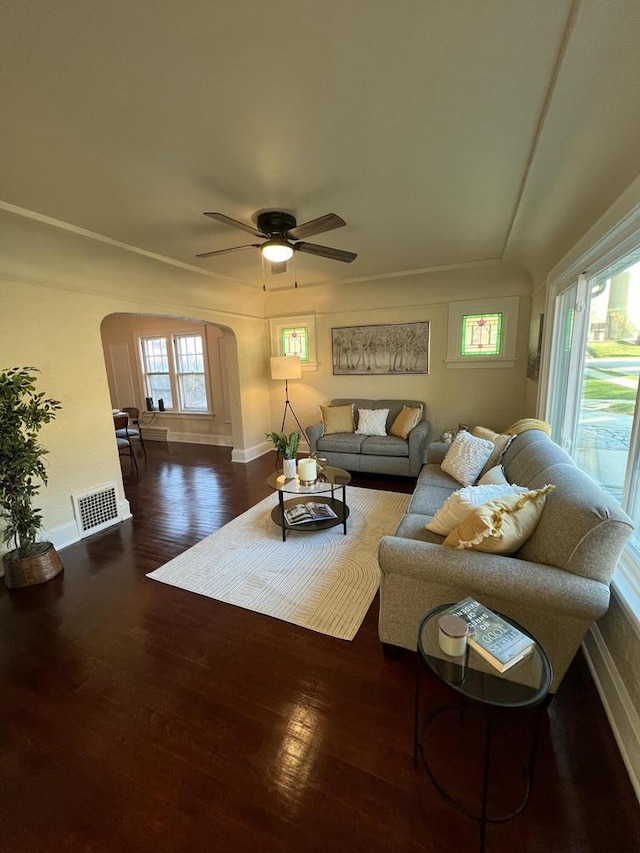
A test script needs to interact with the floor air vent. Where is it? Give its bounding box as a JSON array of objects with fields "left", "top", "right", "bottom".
[
  {"left": 141, "top": 426, "right": 169, "bottom": 441},
  {"left": 72, "top": 483, "right": 119, "bottom": 537}
]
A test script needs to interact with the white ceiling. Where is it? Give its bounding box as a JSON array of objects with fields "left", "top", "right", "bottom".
[{"left": 2, "top": 0, "right": 640, "bottom": 290}]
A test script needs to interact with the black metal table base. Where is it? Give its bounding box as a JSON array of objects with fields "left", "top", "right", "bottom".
[
  {"left": 414, "top": 674, "right": 545, "bottom": 852},
  {"left": 273, "top": 490, "right": 349, "bottom": 541}
]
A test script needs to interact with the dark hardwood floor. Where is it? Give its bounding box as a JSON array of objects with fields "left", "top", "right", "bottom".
[{"left": 1, "top": 442, "right": 638, "bottom": 852}]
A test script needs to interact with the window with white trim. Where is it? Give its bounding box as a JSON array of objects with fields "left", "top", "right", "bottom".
[
  {"left": 547, "top": 246, "right": 640, "bottom": 556},
  {"left": 139, "top": 333, "right": 210, "bottom": 413},
  {"left": 544, "top": 220, "right": 640, "bottom": 619},
  {"left": 446, "top": 297, "right": 518, "bottom": 368},
  {"left": 269, "top": 314, "right": 317, "bottom": 370}
]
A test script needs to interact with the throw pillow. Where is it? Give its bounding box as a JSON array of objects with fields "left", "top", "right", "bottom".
[
  {"left": 443, "top": 485, "right": 554, "bottom": 555},
  {"left": 477, "top": 465, "right": 509, "bottom": 486},
  {"left": 472, "top": 426, "right": 516, "bottom": 477},
  {"left": 426, "top": 482, "right": 528, "bottom": 536},
  {"left": 356, "top": 408, "right": 389, "bottom": 436},
  {"left": 320, "top": 403, "right": 355, "bottom": 435},
  {"left": 389, "top": 405, "right": 423, "bottom": 439},
  {"left": 441, "top": 430, "right": 494, "bottom": 486}
]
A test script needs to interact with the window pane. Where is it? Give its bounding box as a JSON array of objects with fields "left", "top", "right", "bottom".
[
  {"left": 178, "top": 374, "right": 207, "bottom": 410},
  {"left": 173, "top": 334, "right": 208, "bottom": 411},
  {"left": 147, "top": 375, "right": 173, "bottom": 408},
  {"left": 280, "top": 327, "right": 308, "bottom": 360},
  {"left": 142, "top": 337, "right": 169, "bottom": 372},
  {"left": 573, "top": 261, "right": 640, "bottom": 503},
  {"left": 460, "top": 313, "right": 502, "bottom": 356}
]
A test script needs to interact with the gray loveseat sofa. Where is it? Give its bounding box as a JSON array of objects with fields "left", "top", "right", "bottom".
[
  {"left": 306, "top": 398, "right": 430, "bottom": 477},
  {"left": 378, "top": 429, "right": 633, "bottom": 691}
]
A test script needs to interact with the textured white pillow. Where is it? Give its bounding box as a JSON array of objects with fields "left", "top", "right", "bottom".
[
  {"left": 356, "top": 408, "right": 389, "bottom": 436},
  {"left": 426, "top": 483, "right": 528, "bottom": 535},
  {"left": 441, "top": 430, "right": 494, "bottom": 486}
]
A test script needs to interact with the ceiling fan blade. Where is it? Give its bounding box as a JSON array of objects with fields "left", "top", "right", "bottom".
[
  {"left": 203, "top": 212, "right": 265, "bottom": 238},
  {"left": 196, "top": 243, "right": 260, "bottom": 258},
  {"left": 287, "top": 213, "right": 346, "bottom": 240},
  {"left": 270, "top": 261, "right": 287, "bottom": 275},
  {"left": 295, "top": 242, "right": 357, "bottom": 263}
]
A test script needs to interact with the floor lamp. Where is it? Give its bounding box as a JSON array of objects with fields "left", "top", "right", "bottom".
[{"left": 270, "top": 356, "right": 306, "bottom": 439}]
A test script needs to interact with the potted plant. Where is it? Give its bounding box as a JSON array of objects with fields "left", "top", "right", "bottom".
[
  {"left": 0, "top": 367, "right": 63, "bottom": 588},
  {"left": 266, "top": 430, "right": 300, "bottom": 478}
]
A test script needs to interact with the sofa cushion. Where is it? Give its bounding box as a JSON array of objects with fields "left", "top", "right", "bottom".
[
  {"left": 329, "top": 399, "right": 425, "bottom": 433},
  {"left": 409, "top": 482, "right": 458, "bottom": 516},
  {"left": 317, "top": 433, "right": 366, "bottom": 454},
  {"left": 472, "top": 426, "right": 516, "bottom": 476},
  {"left": 502, "top": 429, "right": 570, "bottom": 485},
  {"left": 356, "top": 408, "right": 388, "bottom": 436},
  {"left": 394, "top": 512, "right": 446, "bottom": 544},
  {"left": 426, "top": 482, "right": 529, "bottom": 535},
  {"left": 361, "top": 435, "right": 409, "bottom": 457},
  {"left": 516, "top": 463, "right": 634, "bottom": 581},
  {"left": 443, "top": 485, "right": 553, "bottom": 555},
  {"left": 320, "top": 403, "right": 355, "bottom": 435},
  {"left": 441, "top": 430, "right": 494, "bottom": 486},
  {"left": 390, "top": 405, "right": 423, "bottom": 439},
  {"left": 478, "top": 465, "right": 509, "bottom": 485}
]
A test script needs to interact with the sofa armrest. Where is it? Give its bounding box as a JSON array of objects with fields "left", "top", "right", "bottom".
[
  {"left": 306, "top": 421, "right": 323, "bottom": 453},
  {"left": 378, "top": 535, "right": 610, "bottom": 621},
  {"left": 407, "top": 420, "right": 430, "bottom": 475}
]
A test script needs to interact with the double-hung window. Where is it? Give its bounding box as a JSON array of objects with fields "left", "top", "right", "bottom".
[{"left": 139, "top": 333, "right": 210, "bottom": 413}]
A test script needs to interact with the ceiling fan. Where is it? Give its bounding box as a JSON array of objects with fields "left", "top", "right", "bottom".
[{"left": 196, "top": 210, "right": 357, "bottom": 273}]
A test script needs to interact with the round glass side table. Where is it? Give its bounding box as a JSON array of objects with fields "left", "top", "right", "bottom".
[{"left": 414, "top": 603, "right": 552, "bottom": 853}]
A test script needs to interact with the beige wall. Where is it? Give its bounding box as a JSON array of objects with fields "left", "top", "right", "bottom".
[
  {"left": 265, "top": 262, "right": 532, "bottom": 441},
  {"left": 0, "top": 208, "right": 271, "bottom": 548}
]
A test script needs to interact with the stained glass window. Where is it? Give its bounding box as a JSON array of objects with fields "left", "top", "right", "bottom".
[
  {"left": 460, "top": 313, "right": 503, "bottom": 356},
  {"left": 280, "top": 326, "right": 309, "bottom": 361}
]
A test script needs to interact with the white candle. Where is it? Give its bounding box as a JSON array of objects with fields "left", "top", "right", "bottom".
[{"left": 297, "top": 458, "right": 317, "bottom": 482}]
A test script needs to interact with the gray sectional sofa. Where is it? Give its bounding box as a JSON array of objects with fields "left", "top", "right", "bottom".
[
  {"left": 378, "top": 428, "right": 633, "bottom": 692},
  {"left": 306, "top": 398, "right": 430, "bottom": 477}
]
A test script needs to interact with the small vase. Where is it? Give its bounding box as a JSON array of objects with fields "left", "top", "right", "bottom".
[{"left": 282, "top": 458, "right": 297, "bottom": 479}]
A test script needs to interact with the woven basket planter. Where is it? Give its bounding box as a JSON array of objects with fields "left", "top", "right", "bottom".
[{"left": 3, "top": 542, "right": 64, "bottom": 589}]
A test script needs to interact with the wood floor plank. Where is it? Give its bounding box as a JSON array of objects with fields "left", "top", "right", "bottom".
[{"left": 0, "top": 442, "right": 638, "bottom": 852}]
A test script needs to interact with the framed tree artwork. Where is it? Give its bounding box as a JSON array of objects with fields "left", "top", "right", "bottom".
[{"left": 332, "top": 321, "right": 430, "bottom": 375}]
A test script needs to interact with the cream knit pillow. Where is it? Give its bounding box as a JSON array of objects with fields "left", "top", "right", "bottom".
[{"left": 441, "top": 430, "right": 494, "bottom": 486}]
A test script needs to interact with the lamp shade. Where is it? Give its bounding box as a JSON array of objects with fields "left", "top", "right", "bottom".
[
  {"left": 270, "top": 355, "right": 302, "bottom": 381},
  {"left": 262, "top": 239, "right": 294, "bottom": 263}
]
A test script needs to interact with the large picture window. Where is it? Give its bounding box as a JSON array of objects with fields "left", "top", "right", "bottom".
[
  {"left": 547, "top": 245, "right": 640, "bottom": 560},
  {"left": 139, "top": 333, "right": 210, "bottom": 413}
]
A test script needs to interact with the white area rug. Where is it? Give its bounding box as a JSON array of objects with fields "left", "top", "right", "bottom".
[{"left": 147, "top": 486, "right": 410, "bottom": 640}]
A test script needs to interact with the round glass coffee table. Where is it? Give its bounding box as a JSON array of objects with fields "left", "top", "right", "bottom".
[
  {"left": 414, "top": 603, "right": 552, "bottom": 853},
  {"left": 266, "top": 465, "right": 351, "bottom": 541}
]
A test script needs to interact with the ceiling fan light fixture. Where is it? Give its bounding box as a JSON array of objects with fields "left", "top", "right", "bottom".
[{"left": 261, "top": 239, "right": 294, "bottom": 263}]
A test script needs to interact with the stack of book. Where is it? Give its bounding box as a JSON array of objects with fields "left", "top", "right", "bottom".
[{"left": 443, "top": 596, "right": 535, "bottom": 672}]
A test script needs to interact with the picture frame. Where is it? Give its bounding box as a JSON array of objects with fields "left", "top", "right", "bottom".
[
  {"left": 331, "top": 321, "right": 430, "bottom": 375},
  {"left": 527, "top": 313, "right": 544, "bottom": 380}
]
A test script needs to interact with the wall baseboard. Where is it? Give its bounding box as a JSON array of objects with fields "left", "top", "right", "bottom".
[
  {"left": 232, "top": 440, "right": 272, "bottom": 463},
  {"left": 582, "top": 625, "right": 640, "bottom": 801},
  {"left": 169, "top": 431, "right": 232, "bottom": 446}
]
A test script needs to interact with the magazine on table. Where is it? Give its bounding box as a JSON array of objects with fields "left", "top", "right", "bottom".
[
  {"left": 284, "top": 502, "right": 337, "bottom": 525},
  {"left": 443, "top": 596, "right": 535, "bottom": 672}
]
